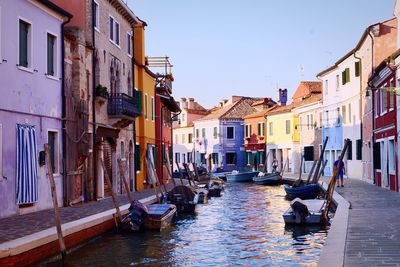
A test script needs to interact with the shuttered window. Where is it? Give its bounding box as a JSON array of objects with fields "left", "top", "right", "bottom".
[
  {"left": 356, "top": 139, "right": 362, "bottom": 160},
  {"left": 355, "top": 62, "right": 360, "bottom": 77},
  {"left": 373, "top": 142, "right": 381, "bottom": 169},
  {"left": 135, "top": 144, "right": 141, "bottom": 171},
  {"left": 19, "top": 20, "right": 30, "bottom": 67},
  {"left": 347, "top": 140, "right": 352, "bottom": 160},
  {"left": 47, "top": 33, "right": 56, "bottom": 76}
]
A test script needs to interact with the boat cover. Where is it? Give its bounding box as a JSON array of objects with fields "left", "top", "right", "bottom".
[{"left": 147, "top": 204, "right": 173, "bottom": 217}]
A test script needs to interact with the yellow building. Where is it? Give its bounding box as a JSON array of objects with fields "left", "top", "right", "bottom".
[
  {"left": 265, "top": 104, "right": 300, "bottom": 174},
  {"left": 134, "top": 23, "right": 156, "bottom": 190}
]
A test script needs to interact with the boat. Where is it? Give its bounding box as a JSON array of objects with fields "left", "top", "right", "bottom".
[
  {"left": 121, "top": 200, "right": 149, "bottom": 231},
  {"left": 252, "top": 172, "right": 281, "bottom": 185},
  {"left": 283, "top": 198, "right": 327, "bottom": 225},
  {"left": 168, "top": 185, "right": 198, "bottom": 213},
  {"left": 207, "top": 179, "right": 224, "bottom": 197},
  {"left": 144, "top": 203, "right": 177, "bottom": 230},
  {"left": 226, "top": 171, "right": 259, "bottom": 182},
  {"left": 284, "top": 183, "right": 320, "bottom": 200},
  {"left": 211, "top": 172, "right": 231, "bottom": 180}
]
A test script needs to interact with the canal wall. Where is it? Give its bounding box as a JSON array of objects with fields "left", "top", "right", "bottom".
[{"left": 0, "top": 194, "right": 159, "bottom": 266}]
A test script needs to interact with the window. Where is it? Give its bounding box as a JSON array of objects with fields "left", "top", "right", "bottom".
[
  {"left": 285, "top": 120, "right": 291, "bottom": 134},
  {"left": 213, "top": 127, "right": 218, "bottom": 139},
  {"left": 342, "top": 105, "right": 346, "bottom": 124},
  {"left": 348, "top": 103, "right": 352, "bottom": 123},
  {"left": 47, "top": 33, "right": 56, "bottom": 77},
  {"left": 212, "top": 153, "right": 219, "bottom": 164},
  {"left": 202, "top": 128, "right": 206, "bottom": 138},
  {"left": 127, "top": 32, "right": 132, "bottom": 56},
  {"left": 347, "top": 140, "right": 353, "bottom": 160},
  {"left": 304, "top": 146, "right": 314, "bottom": 161},
  {"left": 325, "top": 80, "right": 328, "bottom": 95},
  {"left": 381, "top": 89, "right": 387, "bottom": 114},
  {"left": 188, "top": 133, "right": 193, "bottom": 143},
  {"left": 258, "top": 122, "right": 265, "bottom": 136},
  {"left": 325, "top": 111, "right": 329, "bottom": 126},
  {"left": 355, "top": 62, "right": 360, "bottom": 77},
  {"left": 120, "top": 141, "right": 125, "bottom": 159},
  {"left": 109, "top": 16, "right": 120, "bottom": 46},
  {"left": 373, "top": 142, "right": 381, "bottom": 169},
  {"left": 226, "top": 152, "right": 237, "bottom": 165},
  {"left": 135, "top": 144, "right": 140, "bottom": 172},
  {"left": 48, "top": 131, "right": 59, "bottom": 174},
  {"left": 182, "top": 153, "right": 186, "bottom": 164},
  {"left": 227, "top": 126, "right": 234, "bottom": 139},
  {"left": 336, "top": 107, "right": 340, "bottom": 125},
  {"left": 375, "top": 91, "right": 379, "bottom": 117},
  {"left": 0, "top": 124, "right": 2, "bottom": 179},
  {"left": 196, "top": 129, "right": 199, "bottom": 138},
  {"left": 342, "top": 68, "right": 350, "bottom": 85},
  {"left": 356, "top": 139, "right": 362, "bottom": 160},
  {"left": 336, "top": 75, "right": 340, "bottom": 91},
  {"left": 187, "top": 152, "right": 193, "bottom": 163},
  {"left": 181, "top": 134, "right": 185, "bottom": 144},
  {"left": 175, "top": 153, "right": 180, "bottom": 164},
  {"left": 269, "top": 122, "right": 273, "bottom": 136},
  {"left": 151, "top": 96, "right": 154, "bottom": 121},
  {"left": 389, "top": 139, "right": 395, "bottom": 172},
  {"left": 145, "top": 94, "right": 148, "bottom": 119},
  {"left": 319, "top": 112, "right": 322, "bottom": 127},
  {"left": 245, "top": 124, "right": 251, "bottom": 138},
  {"left": 94, "top": 1, "right": 99, "bottom": 30},
  {"left": 310, "top": 114, "right": 314, "bottom": 128},
  {"left": 19, "top": 19, "right": 31, "bottom": 68}
]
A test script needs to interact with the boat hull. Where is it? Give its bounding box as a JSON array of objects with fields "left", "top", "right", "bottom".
[
  {"left": 226, "top": 171, "right": 259, "bottom": 182},
  {"left": 144, "top": 204, "right": 177, "bottom": 230},
  {"left": 283, "top": 199, "right": 326, "bottom": 225},
  {"left": 284, "top": 184, "right": 320, "bottom": 200},
  {"left": 253, "top": 173, "right": 281, "bottom": 185}
]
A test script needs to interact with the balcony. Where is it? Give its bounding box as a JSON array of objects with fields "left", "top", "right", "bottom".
[{"left": 107, "top": 93, "right": 141, "bottom": 120}]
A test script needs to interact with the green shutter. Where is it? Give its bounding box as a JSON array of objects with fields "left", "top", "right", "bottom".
[
  {"left": 346, "top": 68, "right": 350, "bottom": 83},
  {"left": 135, "top": 90, "right": 143, "bottom": 114},
  {"left": 342, "top": 71, "right": 346, "bottom": 85},
  {"left": 152, "top": 146, "right": 156, "bottom": 168},
  {"left": 355, "top": 62, "right": 360, "bottom": 77},
  {"left": 19, "top": 20, "right": 28, "bottom": 67}
]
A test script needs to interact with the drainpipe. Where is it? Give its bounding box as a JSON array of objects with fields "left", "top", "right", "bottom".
[
  {"left": 367, "top": 29, "right": 375, "bottom": 184},
  {"left": 353, "top": 49, "right": 363, "bottom": 162},
  {"left": 91, "top": 0, "right": 97, "bottom": 198},
  {"left": 132, "top": 26, "right": 137, "bottom": 192},
  {"left": 61, "top": 15, "right": 72, "bottom": 206},
  {"left": 263, "top": 112, "right": 268, "bottom": 172}
]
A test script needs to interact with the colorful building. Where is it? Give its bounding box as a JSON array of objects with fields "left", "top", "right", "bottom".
[
  {"left": 291, "top": 82, "right": 323, "bottom": 174},
  {"left": 172, "top": 98, "right": 209, "bottom": 172},
  {"left": 0, "top": 0, "right": 71, "bottom": 218},
  {"left": 193, "top": 96, "right": 260, "bottom": 172},
  {"left": 243, "top": 99, "right": 276, "bottom": 170}
]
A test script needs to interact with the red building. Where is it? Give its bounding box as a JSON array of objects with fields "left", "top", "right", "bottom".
[{"left": 370, "top": 52, "right": 399, "bottom": 191}]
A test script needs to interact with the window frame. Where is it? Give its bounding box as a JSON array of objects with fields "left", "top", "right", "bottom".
[
  {"left": 151, "top": 96, "right": 154, "bottom": 121},
  {"left": 17, "top": 17, "right": 33, "bottom": 72},
  {"left": 213, "top": 127, "right": 218, "bottom": 139},
  {"left": 46, "top": 31, "right": 58, "bottom": 78},
  {"left": 47, "top": 129, "right": 59, "bottom": 175},
  {"left": 188, "top": 133, "right": 193, "bottom": 143},
  {"left": 269, "top": 122, "right": 273, "bottom": 136},
  {"left": 108, "top": 15, "right": 120, "bottom": 47},
  {"left": 94, "top": 0, "right": 100, "bottom": 32},
  {"left": 127, "top": 32, "right": 132, "bottom": 57},
  {"left": 388, "top": 139, "right": 395, "bottom": 174},
  {"left": 202, "top": 128, "right": 206, "bottom": 138},
  {"left": 245, "top": 124, "right": 251, "bottom": 138},
  {"left": 258, "top": 122, "right": 265, "bottom": 136},
  {"left": 144, "top": 93, "right": 148, "bottom": 120},
  {"left": 226, "top": 126, "right": 235, "bottom": 140},
  {"left": 226, "top": 152, "right": 237, "bottom": 165},
  {"left": 285, "top": 120, "right": 291, "bottom": 135}
]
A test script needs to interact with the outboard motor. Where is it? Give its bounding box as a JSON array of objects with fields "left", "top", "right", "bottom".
[
  {"left": 126, "top": 200, "right": 148, "bottom": 231},
  {"left": 290, "top": 198, "right": 310, "bottom": 223}
]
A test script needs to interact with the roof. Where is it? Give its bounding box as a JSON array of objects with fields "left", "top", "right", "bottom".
[
  {"left": 292, "top": 93, "right": 322, "bottom": 110},
  {"left": 317, "top": 18, "right": 396, "bottom": 78},
  {"left": 292, "top": 81, "right": 322, "bottom": 103},
  {"left": 184, "top": 101, "right": 209, "bottom": 115},
  {"left": 244, "top": 106, "right": 276, "bottom": 119},
  {"left": 195, "top": 101, "right": 239, "bottom": 121},
  {"left": 37, "top": 0, "right": 73, "bottom": 18},
  {"left": 265, "top": 103, "right": 296, "bottom": 117}
]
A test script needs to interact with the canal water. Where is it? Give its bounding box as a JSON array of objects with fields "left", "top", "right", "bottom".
[{"left": 44, "top": 183, "right": 328, "bottom": 267}]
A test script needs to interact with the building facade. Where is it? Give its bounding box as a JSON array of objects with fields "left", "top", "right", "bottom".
[{"left": 0, "top": 0, "right": 71, "bottom": 218}]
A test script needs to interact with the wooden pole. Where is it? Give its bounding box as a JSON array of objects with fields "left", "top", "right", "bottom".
[
  {"left": 315, "top": 159, "right": 328, "bottom": 183},
  {"left": 183, "top": 163, "right": 193, "bottom": 186},
  {"left": 117, "top": 159, "right": 133, "bottom": 203},
  {"left": 145, "top": 158, "right": 161, "bottom": 203},
  {"left": 175, "top": 162, "right": 185, "bottom": 185},
  {"left": 280, "top": 158, "right": 288, "bottom": 177},
  {"left": 323, "top": 139, "right": 350, "bottom": 220},
  {"left": 264, "top": 151, "right": 270, "bottom": 172},
  {"left": 298, "top": 156, "right": 304, "bottom": 180},
  {"left": 164, "top": 150, "right": 176, "bottom": 186},
  {"left": 99, "top": 158, "right": 122, "bottom": 223},
  {"left": 305, "top": 160, "right": 317, "bottom": 184},
  {"left": 312, "top": 136, "right": 329, "bottom": 184},
  {"left": 44, "top": 144, "right": 67, "bottom": 262},
  {"left": 192, "top": 162, "right": 206, "bottom": 182}
]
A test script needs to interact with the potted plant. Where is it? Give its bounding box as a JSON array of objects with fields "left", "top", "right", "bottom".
[{"left": 95, "top": 84, "right": 109, "bottom": 105}]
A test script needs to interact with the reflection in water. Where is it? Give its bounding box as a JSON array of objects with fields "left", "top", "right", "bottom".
[{"left": 43, "top": 184, "right": 328, "bottom": 267}]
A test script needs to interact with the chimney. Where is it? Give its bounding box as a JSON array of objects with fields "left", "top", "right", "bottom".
[
  {"left": 278, "top": 89, "right": 287, "bottom": 106},
  {"left": 188, "top": 98, "right": 195, "bottom": 109},
  {"left": 180, "top": 97, "right": 187, "bottom": 109}
]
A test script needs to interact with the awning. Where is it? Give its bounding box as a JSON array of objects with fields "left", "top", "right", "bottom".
[{"left": 161, "top": 96, "right": 181, "bottom": 112}]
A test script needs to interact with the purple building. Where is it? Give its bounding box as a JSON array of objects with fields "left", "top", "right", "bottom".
[{"left": 0, "top": 0, "right": 71, "bottom": 218}]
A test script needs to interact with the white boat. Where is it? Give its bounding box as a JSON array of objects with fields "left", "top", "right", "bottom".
[{"left": 282, "top": 198, "right": 327, "bottom": 225}]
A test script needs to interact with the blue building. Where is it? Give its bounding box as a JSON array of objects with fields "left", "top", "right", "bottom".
[{"left": 193, "top": 96, "right": 260, "bottom": 172}]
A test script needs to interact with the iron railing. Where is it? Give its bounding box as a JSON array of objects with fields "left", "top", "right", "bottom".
[{"left": 107, "top": 93, "right": 141, "bottom": 118}]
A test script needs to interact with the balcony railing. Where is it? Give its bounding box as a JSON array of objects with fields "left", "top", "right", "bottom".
[{"left": 107, "top": 93, "right": 141, "bottom": 118}]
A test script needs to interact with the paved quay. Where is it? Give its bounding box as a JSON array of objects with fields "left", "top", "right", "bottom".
[
  {"left": 0, "top": 180, "right": 179, "bottom": 244},
  {"left": 335, "top": 178, "right": 400, "bottom": 267}
]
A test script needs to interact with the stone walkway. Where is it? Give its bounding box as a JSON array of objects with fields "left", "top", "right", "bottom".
[
  {"left": 0, "top": 181, "right": 180, "bottom": 243},
  {"left": 335, "top": 178, "right": 400, "bottom": 267}
]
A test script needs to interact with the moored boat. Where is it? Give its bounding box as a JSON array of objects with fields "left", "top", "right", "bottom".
[
  {"left": 284, "top": 183, "right": 320, "bottom": 200},
  {"left": 252, "top": 172, "right": 282, "bottom": 185},
  {"left": 226, "top": 171, "right": 259, "bottom": 182},
  {"left": 144, "top": 204, "right": 177, "bottom": 230},
  {"left": 211, "top": 172, "right": 231, "bottom": 180},
  {"left": 168, "top": 185, "right": 198, "bottom": 213},
  {"left": 283, "top": 198, "right": 326, "bottom": 225}
]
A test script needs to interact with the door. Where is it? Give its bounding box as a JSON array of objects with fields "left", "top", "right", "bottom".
[{"left": 381, "top": 140, "right": 389, "bottom": 188}]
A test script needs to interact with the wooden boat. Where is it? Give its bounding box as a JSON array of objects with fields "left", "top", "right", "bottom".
[
  {"left": 144, "top": 204, "right": 177, "bottom": 230},
  {"left": 168, "top": 185, "right": 198, "bottom": 213},
  {"left": 211, "top": 172, "right": 231, "bottom": 180},
  {"left": 252, "top": 172, "right": 281, "bottom": 185},
  {"left": 283, "top": 198, "right": 326, "bottom": 225},
  {"left": 226, "top": 171, "right": 259, "bottom": 182},
  {"left": 284, "top": 183, "right": 320, "bottom": 200}
]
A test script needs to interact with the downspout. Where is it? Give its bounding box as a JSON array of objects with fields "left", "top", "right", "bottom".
[
  {"left": 353, "top": 49, "right": 362, "bottom": 161},
  {"left": 132, "top": 26, "right": 137, "bottom": 192},
  {"left": 367, "top": 29, "right": 375, "bottom": 184},
  {"left": 91, "top": 0, "right": 97, "bottom": 197},
  {"left": 61, "top": 15, "right": 72, "bottom": 206},
  {"left": 263, "top": 112, "right": 268, "bottom": 172}
]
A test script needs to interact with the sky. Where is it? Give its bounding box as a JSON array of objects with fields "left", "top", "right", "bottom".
[{"left": 129, "top": 0, "right": 395, "bottom": 108}]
